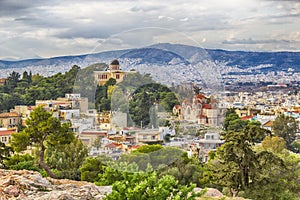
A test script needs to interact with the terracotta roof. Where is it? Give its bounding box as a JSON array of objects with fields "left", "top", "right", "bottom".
[
  {"left": 210, "top": 99, "right": 217, "bottom": 103},
  {"left": 0, "top": 112, "right": 21, "bottom": 118},
  {"left": 0, "top": 78, "right": 6, "bottom": 84},
  {"left": 174, "top": 105, "right": 181, "bottom": 109},
  {"left": 263, "top": 120, "right": 273, "bottom": 127},
  {"left": 183, "top": 99, "right": 190, "bottom": 104},
  {"left": 202, "top": 104, "right": 212, "bottom": 109},
  {"left": 194, "top": 94, "right": 206, "bottom": 99},
  {"left": 131, "top": 145, "right": 141, "bottom": 149},
  {"left": 123, "top": 127, "right": 140, "bottom": 131},
  {"left": 105, "top": 143, "right": 122, "bottom": 149},
  {"left": 241, "top": 115, "right": 253, "bottom": 121},
  {"left": 0, "top": 130, "right": 16, "bottom": 136},
  {"left": 28, "top": 106, "right": 35, "bottom": 110},
  {"left": 194, "top": 99, "right": 201, "bottom": 104}
]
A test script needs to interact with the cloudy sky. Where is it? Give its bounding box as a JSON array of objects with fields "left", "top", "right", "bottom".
[{"left": 0, "top": 0, "right": 299, "bottom": 60}]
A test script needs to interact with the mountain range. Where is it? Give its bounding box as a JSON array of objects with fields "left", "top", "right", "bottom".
[{"left": 1, "top": 43, "right": 300, "bottom": 88}]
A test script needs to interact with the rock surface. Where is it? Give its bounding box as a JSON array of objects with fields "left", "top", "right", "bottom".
[
  {"left": 0, "top": 169, "right": 112, "bottom": 200},
  {"left": 194, "top": 187, "right": 224, "bottom": 198}
]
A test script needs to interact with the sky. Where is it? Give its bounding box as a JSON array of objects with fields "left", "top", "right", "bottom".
[{"left": 0, "top": 0, "right": 299, "bottom": 60}]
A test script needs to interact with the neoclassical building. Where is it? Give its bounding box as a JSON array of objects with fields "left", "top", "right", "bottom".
[
  {"left": 94, "top": 59, "right": 135, "bottom": 86},
  {"left": 173, "top": 94, "right": 224, "bottom": 127}
]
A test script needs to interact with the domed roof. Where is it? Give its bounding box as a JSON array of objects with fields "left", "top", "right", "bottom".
[{"left": 110, "top": 59, "right": 119, "bottom": 65}]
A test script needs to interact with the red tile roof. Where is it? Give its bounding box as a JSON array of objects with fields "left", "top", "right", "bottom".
[
  {"left": 105, "top": 143, "right": 122, "bottom": 149},
  {"left": 174, "top": 105, "right": 181, "bottom": 109},
  {"left": 0, "top": 78, "right": 6, "bottom": 84},
  {"left": 0, "top": 130, "right": 16, "bottom": 136},
  {"left": 183, "top": 99, "right": 190, "bottom": 104},
  {"left": 123, "top": 127, "right": 140, "bottom": 131},
  {"left": 0, "top": 112, "right": 21, "bottom": 118},
  {"left": 241, "top": 115, "right": 253, "bottom": 121},
  {"left": 263, "top": 120, "right": 273, "bottom": 127},
  {"left": 81, "top": 131, "right": 107, "bottom": 136},
  {"left": 194, "top": 94, "right": 206, "bottom": 99},
  {"left": 131, "top": 145, "right": 141, "bottom": 149},
  {"left": 202, "top": 104, "right": 212, "bottom": 109}
]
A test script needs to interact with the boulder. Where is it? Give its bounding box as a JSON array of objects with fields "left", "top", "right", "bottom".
[{"left": 194, "top": 187, "right": 224, "bottom": 198}]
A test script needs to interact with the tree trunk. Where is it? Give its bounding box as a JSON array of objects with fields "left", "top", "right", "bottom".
[
  {"left": 230, "top": 188, "right": 239, "bottom": 197},
  {"left": 39, "top": 143, "right": 56, "bottom": 178},
  {"left": 244, "top": 166, "right": 249, "bottom": 187}
]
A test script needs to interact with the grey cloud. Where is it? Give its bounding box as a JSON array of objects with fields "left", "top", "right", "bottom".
[
  {"left": 271, "top": 13, "right": 300, "bottom": 18},
  {"left": 0, "top": 0, "right": 300, "bottom": 59},
  {"left": 130, "top": 5, "right": 164, "bottom": 12},
  {"left": 55, "top": 21, "right": 141, "bottom": 39},
  {"left": 0, "top": 0, "right": 51, "bottom": 16},
  {"left": 263, "top": 0, "right": 300, "bottom": 1},
  {"left": 222, "top": 38, "right": 295, "bottom": 45}
]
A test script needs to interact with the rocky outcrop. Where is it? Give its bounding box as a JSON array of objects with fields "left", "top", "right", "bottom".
[
  {"left": 0, "top": 169, "right": 112, "bottom": 200},
  {"left": 194, "top": 187, "right": 224, "bottom": 198}
]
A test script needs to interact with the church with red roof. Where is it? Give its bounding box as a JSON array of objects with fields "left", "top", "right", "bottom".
[{"left": 173, "top": 93, "right": 224, "bottom": 127}]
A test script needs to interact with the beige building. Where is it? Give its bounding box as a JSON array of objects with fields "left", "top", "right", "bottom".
[
  {"left": 13, "top": 105, "right": 34, "bottom": 126},
  {"left": 94, "top": 59, "right": 135, "bottom": 86},
  {"left": 135, "top": 129, "right": 164, "bottom": 144},
  {"left": 57, "top": 94, "right": 88, "bottom": 113},
  {"left": 0, "top": 112, "right": 21, "bottom": 129},
  {"left": 191, "top": 132, "right": 223, "bottom": 163},
  {"left": 0, "top": 78, "right": 6, "bottom": 86},
  {"left": 36, "top": 94, "right": 88, "bottom": 114},
  {"left": 0, "top": 129, "right": 16, "bottom": 144},
  {"left": 97, "top": 112, "right": 112, "bottom": 130},
  {"left": 79, "top": 130, "right": 108, "bottom": 147}
]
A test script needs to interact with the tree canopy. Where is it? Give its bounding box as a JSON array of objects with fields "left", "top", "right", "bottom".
[
  {"left": 129, "top": 83, "right": 179, "bottom": 127},
  {"left": 11, "top": 106, "right": 75, "bottom": 178},
  {"left": 206, "top": 111, "right": 300, "bottom": 199},
  {"left": 272, "top": 114, "right": 298, "bottom": 151},
  {"left": 0, "top": 66, "right": 80, "bottom": 112},
  {"left": 0, "top": 142, "right": 13, "bottom": 168}
]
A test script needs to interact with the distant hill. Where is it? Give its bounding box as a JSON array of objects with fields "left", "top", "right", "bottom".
[
  {"left": 119, "top": 48, "right": 189, "bottom": 65},
  {"left": 149, "top": 43, "right": 300, "bottom": 71},
  {"left": 1, "top": 43, "right": 300, "bottom": 87},
  {"left": 205, "top": 49, "right": 300, "bottom": 71},
  {"left": 0, "top": 49, "right": 129, "bottom": 69},
  {"left": 1, "top": 43, "right": 299, "bottom": 71}
]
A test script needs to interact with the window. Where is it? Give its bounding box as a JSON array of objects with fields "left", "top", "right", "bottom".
[
  {"left": 100, "top": 74, "right": 108, "bottom": 79},
  {"left": 205, "top": 156, "right": 208, "bottom": 162},
  {"left": 187, "top": 107, "right": 191, "bottom": 115},
  {"left": 116, "top": 74, "right": 120, "bottom": 79},
  {"left": 1, "top": 137, "right": 7, "bottom": 142},
  {"left": 152, "top": 135, "right": 156, "bottom": 140}
]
